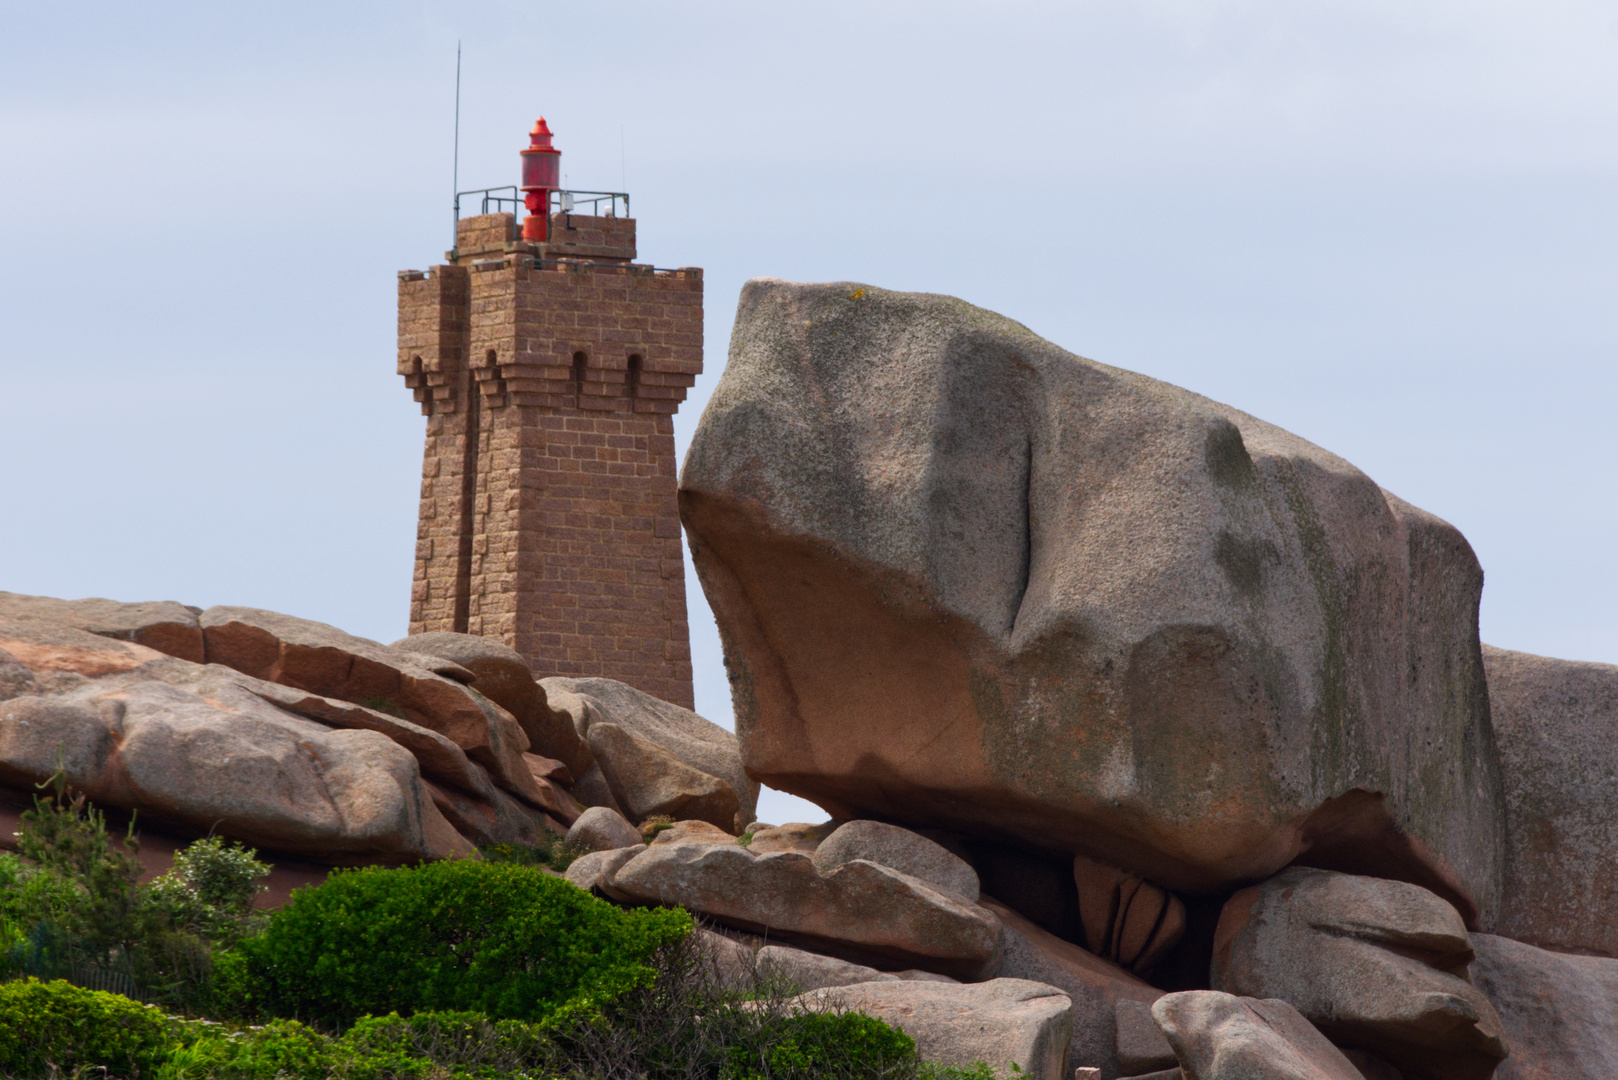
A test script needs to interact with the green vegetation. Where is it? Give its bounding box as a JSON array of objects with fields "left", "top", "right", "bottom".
[
  {"left": 479, "top": 830, "right": 588, "bottom": 872},
  {"left": 0, "top": 781, "right": 1008, "bottom": 1080}
]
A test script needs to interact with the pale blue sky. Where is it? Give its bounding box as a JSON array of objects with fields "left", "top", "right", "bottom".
[{"left": 3, "top": 2, "right": 1614, "bottom": 824}]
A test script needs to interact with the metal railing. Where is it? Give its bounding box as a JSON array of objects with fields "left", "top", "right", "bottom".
[{"left": 454, "top": 187, "right": 630, "bottom": 232}]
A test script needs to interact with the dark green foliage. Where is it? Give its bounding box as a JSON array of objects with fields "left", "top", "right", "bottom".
[
  {"left": 0, "top": 777, "right": 270, "bottom": 1011},
  {"left": 722, "top": 1012, "right": 917, "bottom": 1080},
  {"left": 338, "top": 1011, "right": 554, "bottom": 1080},
  {"left": 221, "top": 859, "right": 691, "bottom": 1026},
  {"left": 0, "top": 978, "right": 183, "bottom": 1078}
]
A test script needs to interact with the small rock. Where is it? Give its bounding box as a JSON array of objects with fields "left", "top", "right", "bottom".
[
  {"left": 610, "top": 843, "right": 1005, "bottom": 979},
  {"left": 649, "top": 819, "right": 737, "bottom": 846},
  {"left": 1152, "top": 992, "right": 1362, "bottom": 1080},
  {"left": 588, "top": 721, "right": 740, "bottom": 831},
  {"left": 1471, "top": 931, "right": 1618, "bottom": 1080},
  {"left": 812, "top": 820, "right": 980, "bottom": 901},
  {"left": 747, "top": 821, "right": 839, "bottom": 854},
  {"left": 567, "top": 806, "right": 643, "bottom": 853},
  {"left": 1212, "top": 867, "right": 1506, "bottom": 1080},
  {"left": 563, "top": 846, "right": 641, "bottom": 899},
  {"left": 1114, "top": 998, "right": 1178, "bottom": 1076},
  {"left": 791, "top": 978, "right": 1074, "bottom": 1080}
]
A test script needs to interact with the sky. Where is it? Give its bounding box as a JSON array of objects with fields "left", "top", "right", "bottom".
[{"left": 2, "top": 1, "right": 1614, "bottom": 826}]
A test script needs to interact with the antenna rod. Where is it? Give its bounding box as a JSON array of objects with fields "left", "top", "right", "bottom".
[{"left": 452, "top": 41, "right": 462, "bottom": 248}]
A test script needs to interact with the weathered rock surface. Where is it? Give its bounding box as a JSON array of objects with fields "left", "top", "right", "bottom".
[
  {"left": 756, "top": 943, "right": 901, "bottom": 991},
  {"left": 587, "top": 721, "right": 740, "bottom": 831},
  {"left": 649, "top": 819, "right": 737, "bottom": 846},
  {"left": 563, "top": 845, "right": 642, "bottom": 900},
  {"left": 1073, "top": 854, "right": 1186, "bottom": 977},
  {"left": 747, "top": 820, "right": 839, "bottom": 854},
  {"left": 200, "top": 607, "right": 545, "bottom": 806},
  {"left": 680, "top": 278, "right": 1503, "bottom": 919},
  {"left": 1212, "top": 867, "right": 1505, "bottom": 1080},
  {"left": 0, "top": 625, "right": 471, "bottom": 863},
  {"left": 1471, "top": 932, "right": 1618, "bottom": 1080},
  {"left": 981, "top": 896, "right": 1162, "bottom": 1080},
  {"left": 813, "top": 820, "right": 980, "bottom": 901},
  {"left": 1152, "top": 992, "right": 1363, "bottom": 1080},
  {"left": 391, "top": 632, "right": 587, "bottom": 776},
  {"left": 543, "top": 676, "right": 758, "bottom": 829},
  {"left": 1480, "top": 644, "right": 1618, "bottom": 957},
  {"left": 609, "top": 841, "right": 1005, "bottom": 979},
  {"left": 568, "top": 806, "right": 644, "bottom": 853},
  {"left": 0, "top": 592, "right": 205, "bottom": 663},
  {"left": 792, "top": 979, "right": 1074, "bottom": 1080}
]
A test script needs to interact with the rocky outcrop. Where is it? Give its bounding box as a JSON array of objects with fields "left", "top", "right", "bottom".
[
  {"left": 1212, "top": 867, "right": 1506, "bottom": 1080},
  {"left": 1152, "top": 992, "right": 1363, "bottom": 1080},
  {"left": 0, "top": 618, "right": 471, "bottom": 863},
  {"left": 747, "top": 820, "right": 839, "bottom": 854},
  {"left": 543, "top": 676, "right": 758, "bottom": 829},
  {"left": 1471, "top": 932, "right": 1618, "bottom": 1080},
  {"left": 586, "top": 721, "right": 740, "bottom": 831},
  {"left": 1480, "top": 645, "right": 1618, "bottom": 957},
  {"left": 812, "top": 820, "right": 981, "bottom": 901},
  {"left": 794, "top": 979, "right": 1075, "bottom": 1080},
  {"left": 0, "top": 591, "right": 205, "bottom": 664},
  {"left": 680, "top": 278, "right": 1503, "bottom": 920},
  {"left": 607, "top": 842, "right": 1004, "bottom": 979},
  {"left": 392, "top": 632, "right": 587, "bottom": 777}
]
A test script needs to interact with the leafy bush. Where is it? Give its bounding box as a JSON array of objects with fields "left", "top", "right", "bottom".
[
  {"left": 0, "top": 978, "right": 183, "bottom": 1078},
  {"left": 221, "top": 859, "right": 691, "bottom": 1026},
  {"left": 723, "top": 1011, "right": 916, "bottom": 1080},
  {"left": 155, "top": 1018, "right": 331, "bottom": 1080},
  {"left": 338, "top": 1011, "right": 553, "bottom": 1080}
]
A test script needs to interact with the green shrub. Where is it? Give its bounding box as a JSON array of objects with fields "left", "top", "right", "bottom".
[
  {"left": 0, "top": 978, "right": 183, "bottom": 1078},
  {"left": 479, "top": 829, "right": 587, "bottom": 873},
  {"left": 724, "top": 1011, "right": 916, "bottom": 1080},
  {"left": 154, "top": 1018, "right": 331, "bottom": 1080},
  {"left": 338, "top": 1010, "right": 552, "bottom": 1080},
  {"left": 221, "top": 859, "right": 691, "bottom": 1026}
]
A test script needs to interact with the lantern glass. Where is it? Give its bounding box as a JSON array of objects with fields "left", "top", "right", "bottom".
[{"left": 522, "top": 151, "right": 560, "bottom": 191}]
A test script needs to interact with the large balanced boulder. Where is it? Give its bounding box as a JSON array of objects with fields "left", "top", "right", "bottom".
[
  {"left": 791, "top": 978, "right": 1075, "bottom": 1080},
  {"left": 679, "top": 279, "right": 1504, "bottom": 919},
  {"left": 586, "top": 722, "right": 740, "bottom": 831},
  {"left": 1471, "top": 932, "right": 1618, "bottom": 1080},
  {"left": 1481, "top": 645, "right": 1618, "bottom": 956},
  {"left": 606, "top": 842, "right": 1004, "bottom": 979},
  {"left": 543, "top": 676, "right": 758, "bottom": 829},
  {"left": 1211, "top": 867, "right": 1506, "bottom": 1080},
  {"left": 1152, "top": 992, "right": 1363, "bottom": 1080}
]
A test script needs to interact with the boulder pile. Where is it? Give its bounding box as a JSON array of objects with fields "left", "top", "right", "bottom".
[{"left": 3, "top": 279, "right": 1614, "bottom": 1079}]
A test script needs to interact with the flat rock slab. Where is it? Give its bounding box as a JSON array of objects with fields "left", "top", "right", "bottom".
[
  {"left": 813, "top": 819, "right": 980, "bottom": 901},
  {"left": 1482, "top": 644, "right": 1618, "bottom": 957},
  {"left": 1153, "top": 991, "right": 1363, "bottom": 1080},
  {"left": 1212, "top": 867, "right": 1505, "bottom": 1080},
  {"left": 680, "top": 278, "right": 1502, "bottom": 918},
  {"left": 609, "top": 841, "right": 1004, "bottom": 979},
  {"left": 1471, "top": 932, "right": 1618, "bottom": 1080},
  {"left": 791, "top": 978, "right": 1073, "bottom": 1080}
]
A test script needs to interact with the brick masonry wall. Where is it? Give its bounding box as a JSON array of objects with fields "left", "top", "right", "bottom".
[{"left": 398, "top": 213, "right": 701, "bottom": 708}]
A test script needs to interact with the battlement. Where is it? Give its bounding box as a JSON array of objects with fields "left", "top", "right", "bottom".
[{"left": 448, "top": 211, "right": 639, "bottom": 265}]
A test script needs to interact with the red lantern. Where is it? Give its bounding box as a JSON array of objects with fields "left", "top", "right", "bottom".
[{"left": 520, "top": 117, "right": 561, "bottom": 242}]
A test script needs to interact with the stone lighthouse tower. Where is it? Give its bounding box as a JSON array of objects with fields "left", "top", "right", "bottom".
[{"left": 396, "top": 118, "right": 702, "bottom": 708}]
